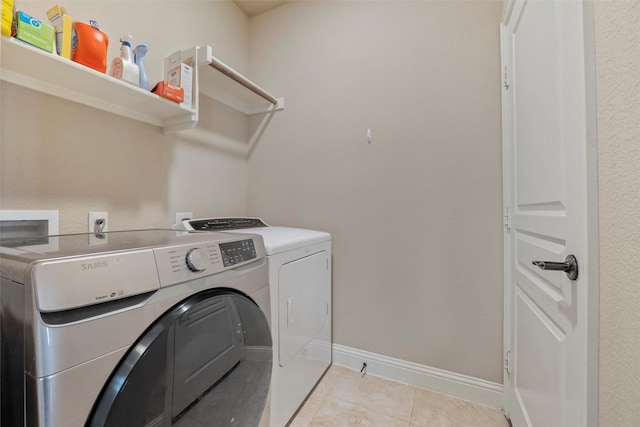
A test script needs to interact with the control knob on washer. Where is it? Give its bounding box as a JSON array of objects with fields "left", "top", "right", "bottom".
[{"left": 186, "top": 248, "right": 208, "bottom": 272}]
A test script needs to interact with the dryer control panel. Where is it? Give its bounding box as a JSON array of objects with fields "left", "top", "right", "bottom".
[{"left": 184, "top": 217, "right": 268, "bottom": 231}]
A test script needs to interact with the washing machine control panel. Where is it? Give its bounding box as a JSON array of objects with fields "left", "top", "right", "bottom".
[
  {"left": 220, "top": 239, "right": 257, "bottom": 267},
  {"left": 153, "top": 236, "right": 264, "bottom": 288}
]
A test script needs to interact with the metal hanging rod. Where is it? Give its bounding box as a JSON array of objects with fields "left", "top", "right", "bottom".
[{"left": 206, "top": 52, "right": 278, "bottom": 106}]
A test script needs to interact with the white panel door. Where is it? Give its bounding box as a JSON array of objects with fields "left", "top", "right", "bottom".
[{"left": 501, "top": 0, "right": 598, "bottom": 426}]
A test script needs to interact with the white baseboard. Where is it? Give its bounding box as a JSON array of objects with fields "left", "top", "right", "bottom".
[{"left": 332, "top": 344, "right": 504, "bottom": 410}]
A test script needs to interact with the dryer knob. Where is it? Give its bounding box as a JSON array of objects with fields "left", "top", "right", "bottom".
[{"left": 186, "top": 248, "right": 208, "bottom": 272}]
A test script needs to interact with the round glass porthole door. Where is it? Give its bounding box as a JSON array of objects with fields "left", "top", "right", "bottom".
[{"left": 86, "top": 290, "right": 272, "bottom": 427}]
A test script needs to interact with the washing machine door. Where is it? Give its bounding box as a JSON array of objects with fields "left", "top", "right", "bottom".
[{"left": 86, "top": 289, "right": 272, "bottom": 427}]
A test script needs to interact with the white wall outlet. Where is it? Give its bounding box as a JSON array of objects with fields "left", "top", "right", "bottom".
[
  {"left": 88, "top": 212, "right": 108, "bottom": 233},
  {"left": 175, "top": 212, "right": 193, "bottom": 225}
]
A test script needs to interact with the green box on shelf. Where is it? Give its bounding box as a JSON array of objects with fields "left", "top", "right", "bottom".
[{"left": 15, "top": 11, "right": 54, "bottom": 52}]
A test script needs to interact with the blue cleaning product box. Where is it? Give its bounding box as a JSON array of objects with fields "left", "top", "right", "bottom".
[{"left": 15, "top": 11, "right": 55, "bottom": 52}]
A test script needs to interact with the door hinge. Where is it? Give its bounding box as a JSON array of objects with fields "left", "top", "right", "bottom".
[
  {"left": 503, "top": 66, "right": 510, "bottom": 90},
  {"left": 504, "top": 350, "right": 512, "bottom": 376},
  {"left": 504, "top": 207, "right": 512, "bottom": 230}
]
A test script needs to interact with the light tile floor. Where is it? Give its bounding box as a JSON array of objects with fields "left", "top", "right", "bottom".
[{"left": 289, "top": 365, "right": 510, "bottom": 427}]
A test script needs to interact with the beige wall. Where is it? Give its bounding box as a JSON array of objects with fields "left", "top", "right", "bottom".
[
  {"left": 594, "top": 0, "right": 640, "bottom": 425},
  {"left": 247, "top": 1, "right": 505, "bottom": 383},
  {"left": 1, "top": 1, "right": 252, "bottom": 232}
]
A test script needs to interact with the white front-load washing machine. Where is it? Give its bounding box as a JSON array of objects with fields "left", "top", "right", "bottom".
[
  {"left": 0, "top": 229, "right": 272, "bottom": 427},
  {"left": 181, "top": 218, "right": 332, "bottom": 427}
]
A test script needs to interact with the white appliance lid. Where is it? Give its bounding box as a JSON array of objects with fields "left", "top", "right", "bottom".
[
  {"left": 230, "top": 226, "right": 330, "bottom": 255},
  {"left": 182, "top": 218, "right": 331, "bottom": 255}
]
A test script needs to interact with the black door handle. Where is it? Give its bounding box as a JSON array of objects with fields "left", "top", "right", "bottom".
[{"left": 532, "top": 254, "right": 579, "bottom": 280}]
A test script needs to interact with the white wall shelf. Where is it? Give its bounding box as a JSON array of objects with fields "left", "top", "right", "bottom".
[
  {"left": 0, "top": 38, "right": 282, "bottom": 133},
  {"left": 198, "top": 45, "right": 284, "bottom": 115},
  {"left": 0, "top": 36, "right": 197, "bottom": 133}
]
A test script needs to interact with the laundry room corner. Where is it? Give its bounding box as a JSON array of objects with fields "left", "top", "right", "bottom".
[{"left": 246, "top": 0, "right": 504, "bottom": 387}]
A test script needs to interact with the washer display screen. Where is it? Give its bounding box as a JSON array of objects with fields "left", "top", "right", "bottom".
[{"left": 220, "top": 239, "right": 257, "bottom": 267}]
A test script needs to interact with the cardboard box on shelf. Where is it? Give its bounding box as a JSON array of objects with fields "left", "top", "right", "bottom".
[
  {"left": 164, "top": 49, "right": 195, "bottom": 110},
  {"left": 151, "top": 81, "right": 184, "bottom": 104},
  {"left": 178, "top": 64, "right": 193, "bottom": 109},
  {"left": 164, "top": 50, "right": 181, "bottom": 84},
  {"left": 46, "top": 5, "right": 73, "bottom": 59},
  {"left": 59, "top": 14, "right": 72, "bottom": 59},
  {"left": 15, "top": 11, "right": 55, "bottom": 52}
]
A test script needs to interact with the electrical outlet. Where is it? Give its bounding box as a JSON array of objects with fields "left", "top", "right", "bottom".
[
  {"left": 88, "top": 212, "right": 108, "bottom": 233},
  {"left": 175, "top": 212, "right": 193, "bottom": 225}
]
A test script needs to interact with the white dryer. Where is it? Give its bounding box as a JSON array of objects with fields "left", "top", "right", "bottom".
[{"left": 182, "top": 218, "right": 332, "bottom": 427}]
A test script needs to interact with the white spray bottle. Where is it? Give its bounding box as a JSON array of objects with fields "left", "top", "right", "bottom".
[{"left": 110, "top": 35, "right": 139, "bottom": 87}]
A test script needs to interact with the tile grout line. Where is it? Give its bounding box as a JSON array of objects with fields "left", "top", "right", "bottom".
[{"left": 408, "top": 385, "right": 418, "bottom": 426}]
